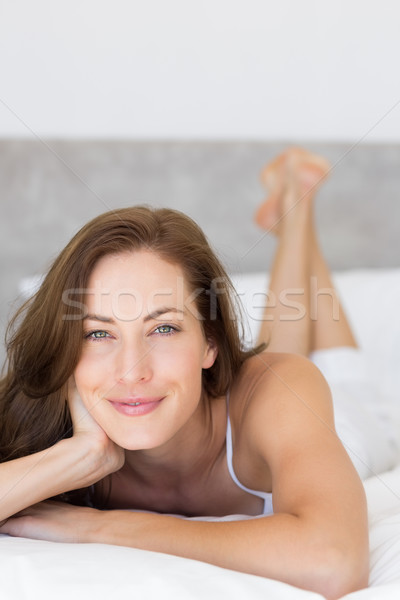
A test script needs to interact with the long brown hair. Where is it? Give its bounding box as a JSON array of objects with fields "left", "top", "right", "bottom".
[{"left": 0, "top": 206, "right": 264, "bottom": 505}]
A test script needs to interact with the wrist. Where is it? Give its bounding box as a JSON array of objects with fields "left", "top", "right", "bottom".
[{"left": 54, "top": 437, "right": 108, "bottom": 491}]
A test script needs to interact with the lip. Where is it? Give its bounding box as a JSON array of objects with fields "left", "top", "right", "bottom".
[{"left": 107, "top": 397, "right": 164, "bottom": 417}]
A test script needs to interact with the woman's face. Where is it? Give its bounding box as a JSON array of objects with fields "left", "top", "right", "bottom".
[{"left": 73, "top": 250, "right": 217, "bottom": 450}]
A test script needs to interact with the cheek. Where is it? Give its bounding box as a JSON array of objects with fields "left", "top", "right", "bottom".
[
  {"left": 73, "top": 338, "right": 207, "bottom": 396},
  {"left": 170, "top": 346, "right": 208, "bottom": 385},
  {"left": 73, "top": 356, "right": 107, "bottom": 404}
]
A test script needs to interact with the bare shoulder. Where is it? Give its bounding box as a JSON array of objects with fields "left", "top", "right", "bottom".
[
  {"left": 231, "top": 351, "right": 367, "bottom": 519},
  {"left": 232, "top": 351, "right": 333, "bottom": 415},
  {"left": 230, "top": 354, "right": 368, "bottom": 593},
  {"left": 231, "top": 351, "right": 336, "bottom": 463}
]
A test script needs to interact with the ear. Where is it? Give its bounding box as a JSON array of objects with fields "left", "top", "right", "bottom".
[{"left": 202, "top": 339, "right": 218, "bottom": 369}]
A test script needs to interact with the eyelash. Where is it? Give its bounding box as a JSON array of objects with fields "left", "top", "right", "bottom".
[
  {"left": 153, "top": 324, "right": 178, "bottom": 336},
  {"left": 83, "top": 324, "right": 179, "bottom": 342},
  {"left": 84, "top": 330, "right": 112, "bottom": 342}
]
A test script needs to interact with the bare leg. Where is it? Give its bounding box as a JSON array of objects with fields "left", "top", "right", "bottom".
[
  {"left": 255, "top": 148, "right": 357, "bottom": 355},
  {"left": 255, "top": 149, "right": 400, "bottom": 480},
  {"left": 308, "top": 228, "right": 357, "bottom": 351}
]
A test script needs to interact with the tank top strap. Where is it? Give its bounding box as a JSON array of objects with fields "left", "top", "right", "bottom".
[{"left": 226, "top": 392, "right": 273, "bottom": 515}]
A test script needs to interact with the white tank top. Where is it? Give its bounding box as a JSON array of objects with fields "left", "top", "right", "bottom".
[{"left": 226, "top": 396, "right": 273, "bottom": 516}]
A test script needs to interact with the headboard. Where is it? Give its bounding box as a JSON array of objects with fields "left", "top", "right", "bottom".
[{"left": 1, "top": 140, "right": 400, "bottom": 364}]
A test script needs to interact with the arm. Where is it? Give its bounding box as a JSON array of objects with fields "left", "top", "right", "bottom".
[
  {"left": 0, "top": 382, "right": 124, "bottom": 523},
  {"left": 100, "top": 355, "right": 368, "bottom": 598},
  {"left": 1, "top": 356, "right": 369, "bottom": 599}
]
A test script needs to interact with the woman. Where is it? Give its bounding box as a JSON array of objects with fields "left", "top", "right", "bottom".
[{"left": 0, "top": 148, "right": 368, "bottom": 598}]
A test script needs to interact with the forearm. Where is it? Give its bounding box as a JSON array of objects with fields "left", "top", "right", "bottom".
[
  {"left": 93, "top": 510, "right": 368, "bottom": 598},
  {"left": 0, "top": 438, "right": 102, "bottom": 522},
  {"left": 98, "top": 511, "right": 301, "bottom": 578}
]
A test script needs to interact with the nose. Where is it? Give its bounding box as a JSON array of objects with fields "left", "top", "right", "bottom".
[{"left": 114, "top": 339, "right": 153, "bottom": 384}]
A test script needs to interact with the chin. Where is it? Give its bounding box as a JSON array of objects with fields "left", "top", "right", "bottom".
[{"left": 108, "top": 429, "right": 165, "bottom": 451}]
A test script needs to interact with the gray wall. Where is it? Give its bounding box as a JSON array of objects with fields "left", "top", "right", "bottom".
[{"left": 1, "top": 140, "right": 400, "bottom": 366}]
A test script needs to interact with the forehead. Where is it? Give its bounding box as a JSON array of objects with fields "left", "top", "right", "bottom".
[
  {"left": 89, "top": 250, "right": 185, "bottom": 287},
  {"left": 86, "top": 251, "right": 191, "bottom": 318}
]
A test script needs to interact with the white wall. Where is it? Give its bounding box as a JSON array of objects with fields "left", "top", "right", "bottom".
[{"left": 0, "top": 0, "right": 399, "bottom": 141}]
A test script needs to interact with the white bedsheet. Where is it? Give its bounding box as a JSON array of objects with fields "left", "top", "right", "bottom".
[
  {"left": 7, "top": 268, "right": 400, "bottom": 599},
  {"left": 1, "top": 469, "right": 400, "bottom": 600}
]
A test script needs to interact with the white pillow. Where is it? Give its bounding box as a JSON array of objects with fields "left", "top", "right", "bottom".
[{"left": 231, "top": 269, "right": 400, "bottom": 401}]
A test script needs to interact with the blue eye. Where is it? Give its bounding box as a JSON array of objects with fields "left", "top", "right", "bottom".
[
  {"left": 85, "top": 330, "right": 111, "bottom": 341},
  {"left": 154, "top": 325, "right": 176, "bottom": 335}
]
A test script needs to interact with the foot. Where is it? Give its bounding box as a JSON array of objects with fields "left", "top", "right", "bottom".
[
  {"left": 254, "top": 152, "right": 286, "bottom": 233},
  {"left": 254, "top": 147, "right": 331, "bottom": 233}
]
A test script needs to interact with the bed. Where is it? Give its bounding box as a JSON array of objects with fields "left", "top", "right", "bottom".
[{"left": 2, "top": 266, "right": 400, "bottom": 599}]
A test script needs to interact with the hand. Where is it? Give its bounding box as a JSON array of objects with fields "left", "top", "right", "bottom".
[
  {"left": 68, "top": 378, "right": 125, "bottom": 483},
  {"left": 0, "top": 500, "right": 101, "bottom": 543}
]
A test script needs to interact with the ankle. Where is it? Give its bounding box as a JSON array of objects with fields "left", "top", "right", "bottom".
[{"left": 279, "top": 195, "right": 314, "bottom": 236}]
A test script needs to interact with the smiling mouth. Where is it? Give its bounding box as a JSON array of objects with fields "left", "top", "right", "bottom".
[
  {"left": 107, "top": 397, "right": 164, "bottom": 416},
  {"left": 109, "top": 397, "right": 162, "bottom": 405}
]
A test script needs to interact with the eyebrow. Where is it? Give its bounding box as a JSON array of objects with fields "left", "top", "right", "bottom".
[{"left": 84, "top": 307, "right": 185, "bottom": 324}]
